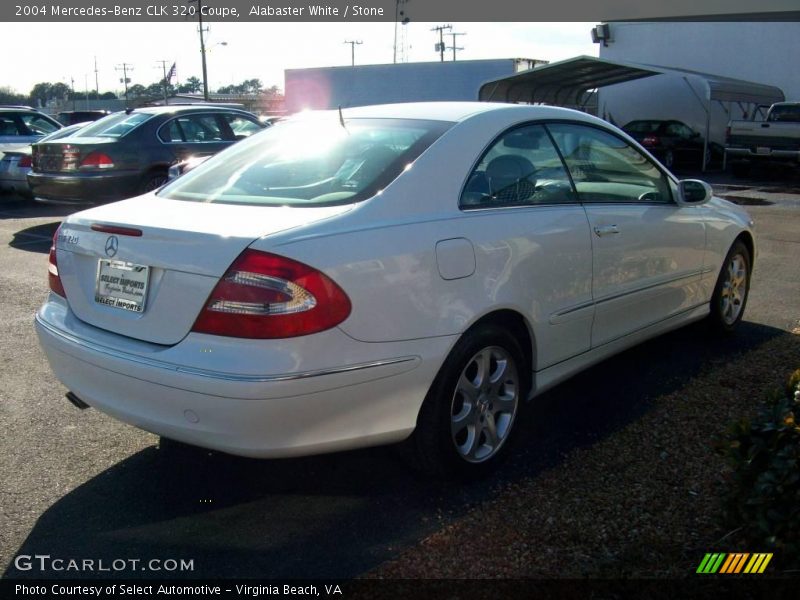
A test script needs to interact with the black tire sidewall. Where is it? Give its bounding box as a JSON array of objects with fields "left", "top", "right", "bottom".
[
  {"left": 411, "top": 324, "right": 529, "bottom": 479},
  {"left": 710, "top": 240, "right": 751, "bottom": 333}
]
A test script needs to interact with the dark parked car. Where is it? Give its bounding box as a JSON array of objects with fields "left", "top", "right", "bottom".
[
  {"left": 57, "top": 110, "right": 111, "bottom": 125},
  {"left": 28, "top": 105, "right": 265, "bottom": 204},
  {"left": 622, "top": 120, "right": 722, "bottom": 169}
]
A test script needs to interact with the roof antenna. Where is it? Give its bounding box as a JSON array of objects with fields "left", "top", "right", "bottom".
[{"left": 338, "top": 105, "right": 348, "bottom": 132}]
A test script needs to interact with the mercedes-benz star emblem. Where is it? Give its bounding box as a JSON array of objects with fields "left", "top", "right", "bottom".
[{"left": 105, "top": 236, "right": 119, "bottom": 258}]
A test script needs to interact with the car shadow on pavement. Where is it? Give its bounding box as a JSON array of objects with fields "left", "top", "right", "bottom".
[
  {"left": 2, "top": 320, "right": 787, "bottom": 580},
  {"left": 9, "top": 221, "right": 61, "bottom": 253}
]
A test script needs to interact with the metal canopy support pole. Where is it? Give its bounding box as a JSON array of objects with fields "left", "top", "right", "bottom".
[{"left": 682, "top": 76, "right": 710, "bottom": 173}]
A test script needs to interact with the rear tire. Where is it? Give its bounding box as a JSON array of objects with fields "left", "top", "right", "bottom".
[
  {"left": 139, "top": 171, "right": 168, "bottom": 194},
  {"left": 709, "top": 240, "right": 751, "bottom": 333},
  {"left": 404, "top": 324, "right": 528, "bottom": 479}
]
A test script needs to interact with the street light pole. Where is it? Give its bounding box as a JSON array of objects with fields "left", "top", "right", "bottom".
[{"left": 188, "top": 0, "right": 209, "bottom": 101}]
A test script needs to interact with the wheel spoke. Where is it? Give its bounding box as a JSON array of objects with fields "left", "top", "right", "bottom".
[{"left": 484, "top": 412, "right": 499, "bottom": 448}]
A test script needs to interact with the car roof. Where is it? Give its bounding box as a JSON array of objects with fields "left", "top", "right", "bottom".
[
  {"left": 0, "top": 107, "right": 48, "bottom": 114},
  {"left": 131, "top": 105, "right": 253, "bottom": 116},
  {"left": 300, "top": 102, "right": 598, "bottom": 125}
]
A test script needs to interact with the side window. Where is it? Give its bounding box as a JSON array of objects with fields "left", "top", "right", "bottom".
[
  {"left": 547, "top": 123, "right": 672, "bottom": 204},
  {"left": 0, "top": 115, "right": 22, "bottom": 136},
  {"left": 665, "top": 122, "right": 694, "bottom": 139},
  {"left": 460, "top": 124, "right": 576, "bottom": 209},
  {"left": 159, "top": 119, "right": 185, "bottom": 143},
  {"left": 223, "top": 114, "right": 262, "bottom": 139},
  {"left": 174, "top": 115, "right": 224, "bottom": 143}
]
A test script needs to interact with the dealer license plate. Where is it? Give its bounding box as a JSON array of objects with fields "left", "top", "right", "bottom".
[
  {"left": 755, "top": 147, "right": 771, "bottom": 155},
  {"left": 95, "top": 259, "right": 150, "bottom": 313}
]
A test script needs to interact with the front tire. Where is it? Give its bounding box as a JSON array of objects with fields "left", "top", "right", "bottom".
[
  {"left": 405, "top": 324, "right": 528, "bottom": 479},
  {"left": 709, "top": 240, "right": 751, "bottom": 333}
]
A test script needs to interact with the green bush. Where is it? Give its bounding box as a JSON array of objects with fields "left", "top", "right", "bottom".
[{"left": 721, "top": 369, "right": 800, "bottom": 564}]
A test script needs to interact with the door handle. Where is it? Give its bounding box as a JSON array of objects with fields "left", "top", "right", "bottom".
[{"left": 594, "top": 224, "right": 620, "bottom": 237}]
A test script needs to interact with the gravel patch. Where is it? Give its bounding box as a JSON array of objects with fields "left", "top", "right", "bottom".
[{"left": 366, "top": 332, "right": 800, "bottom": 579}]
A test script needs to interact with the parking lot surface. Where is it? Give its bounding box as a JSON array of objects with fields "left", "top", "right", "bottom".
[{"left": 1, "top": 171, "right": 799, "bottom": 579}]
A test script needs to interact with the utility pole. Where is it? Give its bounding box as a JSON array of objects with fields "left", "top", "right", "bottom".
[
  {"left": 70, "top": 77, "right": 76, "bottom": 110},
  {"left": 115, "top": 63, "right": 133, "bottom": 107},
  {"left": 156, "top": 60, "right": 171, "bottom": 104},
  {"left": 94, "top": 56, "right": 99, "bottom": 97},
  {"left": 344, "top": 40, "right": 362, "bottom": 66},
  {"left": 393, "top": 0, "right": 410, "bottom": 64},
  {"left": 84, "top": 74, "right": 89, "bottom": 110},
  {"left": 188, "top": 0, "right": 209, "bottom": 101},
  {"left": 431, "top": 24, "right": 452, "bottom": 62},
  {"left": 447, "top": 31, "right": 466, "bottom": 61}
]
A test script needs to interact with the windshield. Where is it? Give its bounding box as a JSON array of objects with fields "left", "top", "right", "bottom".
[
  {"left": 74, "top": 112, "right": 152, "bottom": 138},
  {"left": 157, "top": 117, "right": 451, "bottom": 207}
]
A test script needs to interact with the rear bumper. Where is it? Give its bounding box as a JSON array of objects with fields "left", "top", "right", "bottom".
[
  {"left": 35, "top": 297, "right": 451, "bottom": 458},
  {"left": 725, "top": 147, "right": 800, "bottom": 161},
  {"left": 27, "top": 170, "right": 142, "bottom": 204}
]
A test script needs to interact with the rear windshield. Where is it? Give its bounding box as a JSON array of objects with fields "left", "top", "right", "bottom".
[
  {"left": 624, "top": 121, "right": 661, "bottom": 133},
  {"left": 768, "top": 105, "right": 800, "bottom": 123},
  {"left": 74, "top": 112, "right": 152, "bottom": 138},
  {"left": 157, "top": 117, "right": 451, "bottom": 206}
]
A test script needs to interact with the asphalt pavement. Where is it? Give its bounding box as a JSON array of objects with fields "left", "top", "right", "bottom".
[{"left": 0, "top": 171, "right": 798, "bottom": 579}]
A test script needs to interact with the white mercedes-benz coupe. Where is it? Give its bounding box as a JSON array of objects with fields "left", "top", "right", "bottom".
[{"left": 36, "top": 102, "right": 755, "bottom": 477}]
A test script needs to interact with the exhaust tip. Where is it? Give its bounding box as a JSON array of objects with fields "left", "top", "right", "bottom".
[{"left": 65, "top": 392, "right": 90, "bottom": 410}]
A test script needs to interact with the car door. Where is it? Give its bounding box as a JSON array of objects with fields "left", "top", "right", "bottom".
[
  {"left": 460, "top": 123, "right": 594, "bottom": 368},
  {"left": 547, "top": 122, "right": 707, "bottom": 347}
]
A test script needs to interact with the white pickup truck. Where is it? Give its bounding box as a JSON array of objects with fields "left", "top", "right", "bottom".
[{"left": 725, "top": 102, "right": 800, "bottom": 176}]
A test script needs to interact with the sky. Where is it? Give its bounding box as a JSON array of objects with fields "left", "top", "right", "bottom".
[{"left": 1, "top": 22, "right": 598, "bottom": 96}]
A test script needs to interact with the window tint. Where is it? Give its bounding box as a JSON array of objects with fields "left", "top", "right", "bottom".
[
  {"left": 547, "top": 123, "right": 672, "bottom": 204},
  {"left": 160, "top": 119, "right": 185, "bottom": 143},
  {"left": 624, "top": 121, "right": 660, "bottom": 134},
  {"left": 173, "top": 115, "right": 224, "bottom": 142},
  {"left": 223, "top": 114, "right": 262, "bottom": 139},
  {"left": 461, "top": 124, "right": 576, "bottom": 209}
]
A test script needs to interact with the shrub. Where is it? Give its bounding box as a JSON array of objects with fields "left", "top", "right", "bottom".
[{"left": 720, "top": 369, "right": 800, "bottom": 565}]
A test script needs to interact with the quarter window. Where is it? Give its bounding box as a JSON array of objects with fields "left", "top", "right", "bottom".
[
  {"left": 460, "top": 124, "right": 576, "bottom": 209},
  {"left": 223, "top": 114, "right": 262, "bottom": 139},
  {"left": 547, "top": 123, "right": 672, "bottom": 204}
]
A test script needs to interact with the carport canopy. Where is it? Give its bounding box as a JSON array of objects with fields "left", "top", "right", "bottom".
[
  {"left": 478, "top": 55, "right": 785, "bottom": 107},
  {"left": 478, "top": 56, "right": 785, "bottom": 171}
]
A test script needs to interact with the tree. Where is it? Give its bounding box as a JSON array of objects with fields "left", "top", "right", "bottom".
[
  {"left": 127, "top": 84, "right": 147, "bottom": 98},
  {"left": 0, "top": 86, "right": 27, "bottom": 105},
  {"left": 176, "top": 76, "right": 202, "bottom": 94}
]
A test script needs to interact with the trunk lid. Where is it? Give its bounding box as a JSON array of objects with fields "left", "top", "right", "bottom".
[
  {"left": 56, "top": 195, "right": 352, "bottom": 345},
  {"left": 32, "top": 137, "right": 116, "bottom": 172}
]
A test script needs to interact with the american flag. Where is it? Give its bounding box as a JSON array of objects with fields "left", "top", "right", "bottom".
[{"left": 166, "top": 63, "right": 177, "bottom": 84}]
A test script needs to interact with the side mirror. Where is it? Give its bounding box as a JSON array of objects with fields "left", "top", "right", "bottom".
[{"left": 678, "top": 179, "right": 712, "bottom": 206}]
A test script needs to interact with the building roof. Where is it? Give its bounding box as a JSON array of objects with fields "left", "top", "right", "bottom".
[{"left": 478, "top": 56, "right": 785, "bottom": 107}]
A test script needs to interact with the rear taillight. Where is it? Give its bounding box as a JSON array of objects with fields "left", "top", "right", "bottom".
[
  {"left": 642, "top": 136, "right": 659, "bottom": 147},
  {"left": 725, "top": 126, "right": 731, "bottom": 143},
  {"left": 48, "top": 227, "right": 66, "bottom": 298},
  {"left": 18, "top": 155, "right": 32, "bottom": 168},
  {"left": 79, "top": 151, "right": 115, "bottom": 169},
  {"left": 192, "top": 249, "right": 351, "bottom": 339}
]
